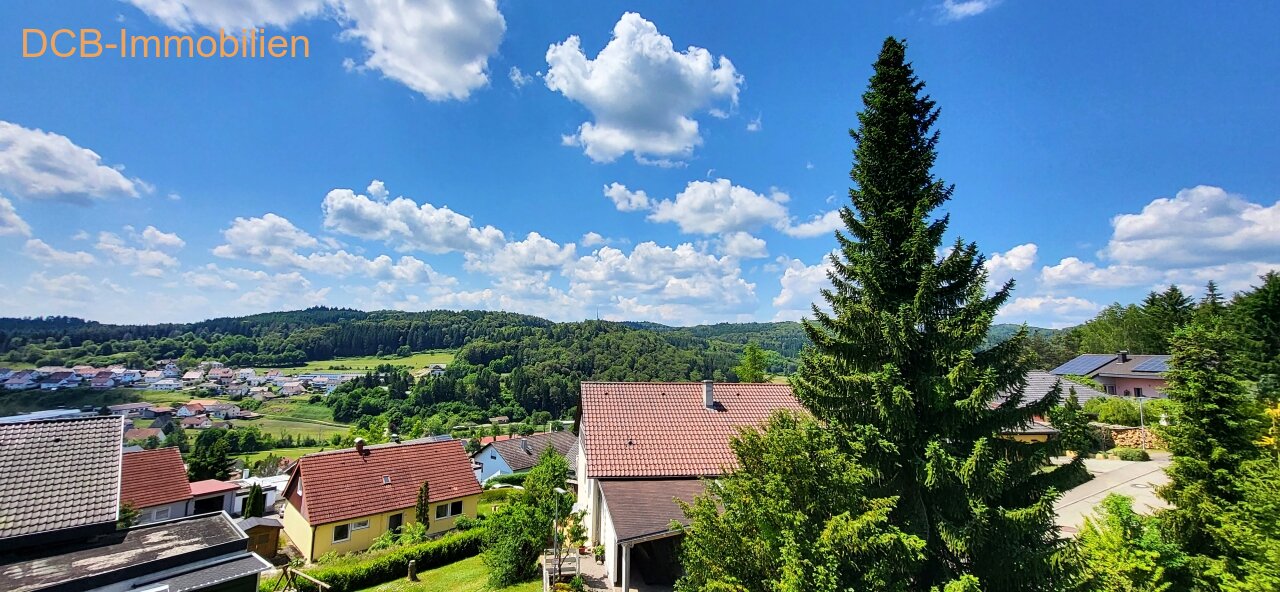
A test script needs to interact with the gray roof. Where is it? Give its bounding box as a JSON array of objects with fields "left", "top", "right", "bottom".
[
  {"left": 599, "top": 479, "right": 705, "bottom": 543},
  {"left": 1091, "top": 355, "right": 1171, "bottom": 379},
  {"left": 236, "top": 516, "right": 282, "bottom": 531},
  {"left": 1000, "top": 371, "right": 1108, "bottom": 407},
  {"left": 481, "top": 432, "right": 578, "bottom": 473},
  {"left": 0, "top": 416, "right": 124, "bottom": 540}
]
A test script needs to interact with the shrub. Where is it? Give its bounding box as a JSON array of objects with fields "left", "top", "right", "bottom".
[
  {"left": 480, "top": 487, "right": 519, "bottom": 503},
  {"left": 1085, "top": 397, "right": 1141, "bottom": 426},
  {"left": 293, "top": 527, "right": 485, "bottom": 592},
  {"left": 486, "top": 472, "right": 528, "bottom": 488},
  {"left": 1108, "top": 447, "right": 1151, "bottom": 461}
]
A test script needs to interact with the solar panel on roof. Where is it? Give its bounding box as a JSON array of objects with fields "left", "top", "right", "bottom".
[
  {"left": 1132, "top": 357, "right": 1170, "bottom": 372},
  {"left": 1051, "top": 354, "right": 1116, "bottom": 376}
]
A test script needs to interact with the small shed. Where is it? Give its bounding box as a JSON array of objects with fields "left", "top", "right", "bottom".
[{"left": 237, "top": 515, "right": 283, "bottom": 560}]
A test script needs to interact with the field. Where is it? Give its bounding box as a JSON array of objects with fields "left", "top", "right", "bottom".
[
  {"left": 0, "top": 387, "right": 151, "bottom": 417},
  {"left": 254, "top": 397, "right": 336, "bottom": 422},
  {"left": 268, "top": 350, "right": 455, "bottom": 375},
  {"left": 234, "top": 446, "right": 330, "bottom": 463},
  {"left": 247, "top": 417, "right": 347, "bottom": 440},
  {"left": 356, "top": 555, "right": 541, "bottom": 592}
]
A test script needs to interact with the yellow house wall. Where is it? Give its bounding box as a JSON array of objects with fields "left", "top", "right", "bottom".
[
  {"left": 282, "top": 501, "right": 314, "bottom": 561},
  {"left": 1009, "top": 434, "right": 1051, "bottom": 443},
  {"left": 300, "top": 494, "right": 480, "bottom": 561}
]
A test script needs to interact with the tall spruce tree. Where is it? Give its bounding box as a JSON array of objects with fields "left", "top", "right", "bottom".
[
  {"left": 1231, "top": 271, "right": 1280, "bottom": 402},
  {"left": 793, "top": 37, "right": 1081, "bottom": 591}
]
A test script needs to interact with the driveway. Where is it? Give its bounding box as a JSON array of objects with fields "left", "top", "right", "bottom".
[{"left": 1054, "top": 452, "right": 1171, "bottom": 535}]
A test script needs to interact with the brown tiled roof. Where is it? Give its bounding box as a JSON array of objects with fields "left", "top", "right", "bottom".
[
  {"left": 0, "top": 416, "right": 124, "bottom": 539},
  {"left": 121, "top": 447, "right": 192, "bottom": 509},
  {"left": 123, "top": 428, "right": 164, "bottom": 441},
  {"left": 483, "top": 432, "right": 578, "bottom": 473},
  {"left": 580, "top": 382, "right": 804, "bottom": 479},
  {"left": 599, "top": 479, "right": 705, "bottom": 542},
  {"left": 285, "top": 438, "right": 482, "bottom": 525}
]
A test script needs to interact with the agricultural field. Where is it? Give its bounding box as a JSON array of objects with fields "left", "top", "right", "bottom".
[
  {"left": 234, "top": 446, "right": 330, "bottom": 464},
  {"left": 243, "top": 417, "right": 348, "bottom": 440},
  {"left": 267, "top": 350, "right": 455, "bottom": 375},
  {"left": 356, "top": 555, "right": 540, "bottom": 592},
  {"left": 254, "top": 397, "right": 336, "bottom": 423}
]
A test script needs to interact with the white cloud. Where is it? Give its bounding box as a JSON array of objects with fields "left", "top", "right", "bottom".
[
  {"left": 718, "top": 232, "right": 768, "bottom": 259},
  {"left": 997, "top": 295, "right": 1102, "bottom": 329},
  {"left": 321, "top": 184, "right": 504, "bottom": 254},
  {"left": 771, "top": 256, "right": 833, "bottom": 321},
  {"left": 126, "top": 0, "right": 505, "bottom": 101},
  {"left": 940, "top": 0, "right": 1001, "bottom": 21},
  {"left": 96, "top": 231, "right": 181, "bottom": 277},
  {"left": 581, "top": 232, "right": 606, "bottom": 247},
  {"left": 236, "top": 271, "right": 330, "bottom": 310},
  {"left": 781, "top": 210, "right": 843, "bottom": 238},
  {"left": 464, "top": 232, "right": 576, "bottom": 277},
  {"left": 23, "top": 239, "right": 96, "bottom": 267},
  {"left": 213, "top": 213, "right": 319, "bottom": 265},
  {"left": 140, "top": 225, "right": 185, "bottom": 250},
  {"left": 746, "top": 114, "right": 762, "bottom": 132},
  {"left": 509, "top": 66, "right": 533, "bottom": 88},
  {"left": 0, "top": 121, "right": 142, "bottom": 204},
  {"left": 22, "top": 272, "right": 95, "bottom": 304},
  {"left": 181, "top": 265, "right": 240, "bottom": 291},
  {"left": 649, "top": 179, "right": 789, "bottom": 234},
  {"left": 567, "top": 241, "right": 756, "bottom": 320},
  {"left": 985, "top": 243, "right": 1037, "bottom": 285},
  {"left": 1103, "top": 185, "right": 1280, "bottom": 268},
  {"left": 1038, "top": 257, "right": 1158, "bottom": 287},
  {"left": 603, "top": 183, "right": 650, "bottom": 212},
  {"left": 544, "top": 12, "right": 743, "bottom": 164},
  {"left": 0, "top": 195, "right": 31, "bottom": 236}
]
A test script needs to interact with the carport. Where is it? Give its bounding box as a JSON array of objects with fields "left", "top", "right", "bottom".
[{"left": 599, "top": 479, "right": 706, "bottom": 591}]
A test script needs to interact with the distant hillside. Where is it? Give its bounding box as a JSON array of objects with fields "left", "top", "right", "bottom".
[{"left": 981, "top": 323, "right": 1060, "bottom": 350}]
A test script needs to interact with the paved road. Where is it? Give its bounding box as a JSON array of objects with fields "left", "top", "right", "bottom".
[{"left": 1054, "top": 453, "right": 1170, "bottom": 535}]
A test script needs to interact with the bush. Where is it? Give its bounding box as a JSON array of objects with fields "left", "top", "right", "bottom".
[
  {"left": 486, "top": 472, "right": 528, "bottom": 488},
  {"left": 1108, "top": 447, "right": 1151, "bottom": 461},
  {"left": 292, "top": 527, "right": 485, "bottom": 592},
  {"left": 480, "top": 487, "right": 519, "bottom": 503},
  {"left": 1085, "top": 397, "right": 1141, "bottom": 426}
]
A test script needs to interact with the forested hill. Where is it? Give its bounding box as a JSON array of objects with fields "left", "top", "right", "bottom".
[{"left": 0, "top": 308, "right": 1047, "bottom": 370}]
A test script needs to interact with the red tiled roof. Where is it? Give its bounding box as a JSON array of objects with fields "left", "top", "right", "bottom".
[
  {"left": 190, "top": 479, "right": 239, "bottom": 497},
  {"left": 285, "top": 439, "right": 482, "bottom": 526},
  {"left": 124, "top": 428, "right": 163, "bottom": 441},
  {"left": 580, "top": 382, "right": 805, "bottom": 479},
  {"left": 121, "top": 448, "right": 192, "bottom": 509}
]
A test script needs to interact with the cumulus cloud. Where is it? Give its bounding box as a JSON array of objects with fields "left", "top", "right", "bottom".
[
  {"left": 649, "top": 179, "right": 789, "bottom": 234},
  {"left": 771, "top": 256, "right": 834, "bottom": 321},
  {"left": 213, "top": 213, "right": 319, "bottom": 265},
  {"left": 0, "top": 195, "right": 31, "bottom": 236},
  {"left": 985, "top": 243, "right": 1037, "bottom": 286},
  {"left": 544, "top": 12, "right": 743, "bottom": 164},
  {"left": 0, "top": 121, "right": 142, "bottom": 204},
  {"left": 940, "top": 0, "right": 1001, "bottom": 21},
  {"left": 96, "top": 231, "right": 181, "bottom": 277},
  {"left": 781, "top": 210, "right": 843, "bottom": 238},
  {"left": 603, "top": 183, "right": 651, "bottom": 212},
  {"left": 464, "top": 232, "right": 576, "bottom": 277},
  {"left": 566, "top": 241, "right": 756, "bottom": 320},
  {"left": 1039, "top": 257, "right": 1158, "bottom": 287},
  {"left": 23, "top": 239, "right": 96, "bottom": 267},
  {"left": 140, "top": 225, "right": 186, "bottom": 250},
  {"left": 746, "top": 114, "right": 762, "bottom": 132},
  {"left": 126, "top": 0, "right": 505, "bottom": 101},
  {"left": 321, "top": 183, "right": 504, "bottom": 254},
  {"left": 509, "top": 66, "right": 533, "bottom": 88},
  {"left": 1103, "top": 185, "right": 1280, "bottom": 268},
  {"left": 236, "top": 271, "right": 330, "bottom": 310},
  {"left": 718, "top": 232, "right": 768, "bottom": 259},
  {"left": 996, "top": 295, "right": 1102, "bottom": 329},
  {"left": 21, "top": 272, "right": 94, "bottom": 304}
]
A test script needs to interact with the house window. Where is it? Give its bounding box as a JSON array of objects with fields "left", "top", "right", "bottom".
[
  {"left": 436, "top": 500, "right": 464, "bottom": 519},
  {"left": 333, "top": 523, "right": 350, "bottom": 543},
  {"left": 352, "top": 519, "right": 370, "bottom": 530},
  {"left": 1134, "top": 387, "right": 1144, "bottom": 398},
  {"left": 154, "top": 507, "right": 171, "bottom": 520},
  {"left": 1105, "top": 385, "right": 1116, "bottom": 395}
]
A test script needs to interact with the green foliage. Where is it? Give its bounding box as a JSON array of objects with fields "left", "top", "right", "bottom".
[
  {"left": 1141, "top": 286, "right": 1195, "bottom": 354},
  {"left": 1085, "top": 397, "right": 1141, "bottom": 427},
  {"left": 244, "top": 483, "right": 265, "bottom": 518},
  {"left": 187, "top": 434, "right": 231, "bottom": 481},
  {"left": 1070, "top": 494, "right": 1189, "bottom": 592},
  {"left": 1049, "top": 389, "right": 1096, "bottom": 454},
  {"left": 733, "top": 342, "right": 768, "bottom": 383},
  {"left": 483, "top": 447, "right": 570, "bottom": 588},
  {"left": 791, "top": 37, "right": 1074, "bottom": 591},
  {"left": 296, "top": 528, "right": 485, "bottom": 592},
  {"left": 677, "top": 411, "right": 925, "bottom": 592},
  {"left": 118, "top": 503, "right": 139, "bottom": 529},
  {"left": 1208, "top": 458, "right": 1280, "bottom": 590},
  {"left": 1230, "top": 271, "right": 1280, "bottom": 402},
  {"left": 415, "top": 480, "right": 431, "bottom": 527},
  {"left": 1108, "top": 448, "right": 1151, "bottom": 462},
  {"left": 1159, "top": 320, "right": 1266, "bottom": 557}
]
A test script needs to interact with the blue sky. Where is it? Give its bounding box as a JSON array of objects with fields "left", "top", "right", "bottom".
[{"left": 1, "top": 0, "right": 1278, "bottom": 327}]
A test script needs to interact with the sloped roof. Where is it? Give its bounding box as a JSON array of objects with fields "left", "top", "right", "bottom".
[
  {"left": 285, "top": 438, "right": 481, "bottom": 525},
  {"left": 121, "top": 447, "right": 192, "bottom": 509},
  {"left": 997, "top": 371, "right": 1108, "bottom": 407},
  {"left": 0, "top": 416, "right": 124, "bottom": 539},
  {"left": 483, "top": 432, "right": 578, "bottom": 473},
  {"left": 190, "top": 479, "right": 239, "bottom": 497},
  {"left": 599, "top": 479, "right": 705, "bottom": 543},
  {"left": 1092, "top": 355, "right": 1171, "bottom": 379},
  {"left": 580, "top": 382, "right": 805, "bottom": 479},
  {"left": 123, "top": 427, "right": 164, "bottom": 441}
]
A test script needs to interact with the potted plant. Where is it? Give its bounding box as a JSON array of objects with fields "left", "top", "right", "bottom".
[
  {"left": 593, "top": 544, "right": 605, "bottom": 565},
  {"left": 567, "top": 511, "right": 588, "bottom": 554}
]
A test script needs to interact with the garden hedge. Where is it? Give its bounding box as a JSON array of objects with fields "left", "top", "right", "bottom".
[{"left": 284, "top": 527, "right": 486, "bottom": 592}]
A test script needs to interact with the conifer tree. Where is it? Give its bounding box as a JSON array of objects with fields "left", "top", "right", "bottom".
[
  {"left": 244, "top": 483, "right": 265, "bottom": 518},
  {"left": 415, "top": 480, "right": 431, "bottom": 527},
  {"left": 1231, "top": 271, "right": 1280, "bottom": 402},
  {"left": 1158, "top": 319, "right": 1265, "bottom": 558},
  {"left": 1195, "top": 280, "right": 1225, "bottom": 321},
  {"left": 792, "top": 37, "right": 1081, "bottom": 591}
]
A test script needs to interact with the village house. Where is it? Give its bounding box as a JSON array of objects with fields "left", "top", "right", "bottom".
[
  {"left": 1052, "top": 351, "right": 1170, "bottom": 398},
  {"left": 72, "top": 365, "right": 98, "bottom": 379},
  {"left": 162, "top": 363, "right": 182, "bottom": 378},
  {"left": 39, "top": 371, "right": 81, "bottom": 390},
  {"left": 91, "top": 371, "right": 117, "bottom": 390},
  {"left": 281, "top": 437, "right": 482, "bottom": 562},
  {"left": 108, "top": 402, "right": 153, "bottom": 417},
  {"left": 143, "top": 369, "right": 164, "bottom": 383},
  {"left": 144, "top": 405, "right": 175, "bottom": 419},
  {"left": 577, "top": 381, "right": 805, "bottom": 590},
  {"left": 472, "top": 431, "right": 578, "bottom": 483},
  {"left": 205, "top": 403, "right": 242, "bottom": 420},
  {"left": 182, "top": 415, "right": 213, "bottom": 429},
  {"left": 280, "top": 381, "right": 305, "bottom": 396},
  {"left": 153, "top": 377, "right": 182, "bottom": 390},
  {"left": 4, "top": 370, "right": 38, "bottom": 391},
  {"left": 0, "top": 415, "right": 270, "bottom": 591},
  {"left": 226, "top": 383, "right": 251, "bottom": 397},
  {"left": 178, "top": 402, "right": 206, "bottom": 417},
  {"left": 123, "top": 427, "right": 164, "bottom": 442},
  {"left": 182, "top": 370, "right": 206, "bottom": 385},
  {"left": 122, "top": 447, "right": 195, "bottom": 524},
  {"left": 208, "top": 367, "right": 236, "bottom": 384},
  {"left": 113, "top": 368, "right": 142, "bottom": 384}
]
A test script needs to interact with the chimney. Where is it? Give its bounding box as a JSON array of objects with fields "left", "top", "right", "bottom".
[
  {"left": 703, "top": 380, "right": 715, "bottom": 409},
  {"left": 391, "top": 433, "right": 401, "bottom": 444},
  {"left": 355, "top": 437, "right": 366, "bottom": 455},
  {"left": 521, "top": 437, "right": 530, "bottom": 454},
  {"left": 1118, "top": 350, "right": 1130, "bottom": 363}
]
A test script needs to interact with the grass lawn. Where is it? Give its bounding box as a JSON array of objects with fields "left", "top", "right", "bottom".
[
  {"left": 267, "top": 351, "right": 455, "bottom": 376},
  {"left": 243, "top": 417, "right": 347, "bottom": 440},
  {"left": 255, "top": 397, "right": 336, "bottom": 422},
  {"left": 235, "top": 446, "right": 330, "bottom": 463},
  {"left": 356, "top": 556, "right": 540, "bottom": 592}
]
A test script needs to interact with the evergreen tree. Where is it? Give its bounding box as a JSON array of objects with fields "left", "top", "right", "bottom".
[
  {"left": 792, "top": 37, "right": 1081, "bottom": 590},
  {"left": 415, "top": 480, "right": 431, "bottom": 527},
  {"left": 1231, "top": 272, "right": 1280, "bottom": 403},
  {"left": 1141, "top": 285, "right": 1195, "bottom": 353},
  {"left": 1195, "top": 280, "right": 1226, "bottom": 322},
  {"left": 1048, "top": 387, "right": 1094, "bottom": 455},
  {"left": 733, "top": 342, "right": 768, "bottom": 383},
  {"left": 1158, "top": 320, "right": 1265, "bottom": 558},
  {"left": 188, "top": 437, "right": 232, "bottom": 481},
  {"left": 244, "top": 483, "right": 265, "bottom": 518}
]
